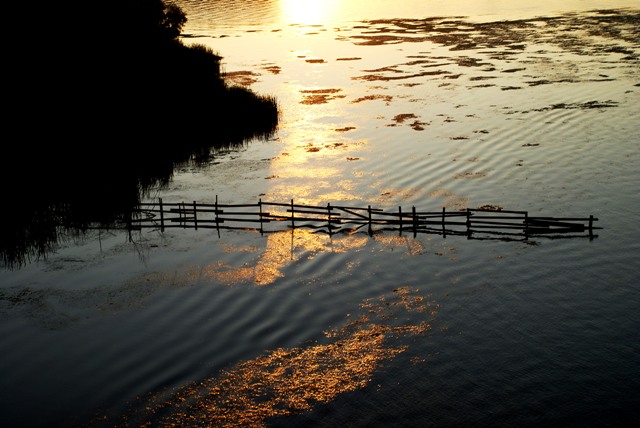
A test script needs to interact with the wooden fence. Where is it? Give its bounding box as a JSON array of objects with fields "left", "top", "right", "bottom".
[{"left": 126, "top": 198, "right": 600, "bottom": 240}]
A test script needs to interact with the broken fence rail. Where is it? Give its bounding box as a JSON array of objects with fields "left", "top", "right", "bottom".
[{"left": 127, "top": 198, "right": 600, "bottom": 240}]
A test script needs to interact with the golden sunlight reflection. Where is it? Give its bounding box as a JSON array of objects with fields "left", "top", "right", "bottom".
[
  {"left": 280, "top": 0, "right": 340, "bottom": 25},
  {"left": 197, "top": 220, "right": 460, "bottom": 287},
  {"left": 265, "top": 101, "right": 369, "bottom": 203},
  {"left": 202, "top": 230, "right": 369, "bottom": 286},
  {"left": 109, "top": 287, "right": 439, "bottom": 427},
  {"left": 159, "top": 230, "right": 454, "bottom": 290}
]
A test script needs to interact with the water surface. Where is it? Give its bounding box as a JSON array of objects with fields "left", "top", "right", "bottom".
[{"left": 1, "top": 1, "right": 639, "bottom": 427}]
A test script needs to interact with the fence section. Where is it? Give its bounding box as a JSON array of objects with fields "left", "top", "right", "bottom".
[{"left": 127, "top": 198, "right": 600, "bottom": 240}]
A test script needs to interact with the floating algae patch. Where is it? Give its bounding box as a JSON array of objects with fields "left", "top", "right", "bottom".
[
  {"left": 391, "top": 113, "right": 418, "bottom": 123},
  {"left": 339, "top": 9, "right": 640, "bottom": 90},
  {"left": 350, "top": 94, "right": 393, "bottom": 104},
  {"left": 224, "top": 70, "right": 261, "bottom": 86},
  {"left": 453, "top": 171, "right": 489, "bottom": 179},
  {"left": 534, "top": 100, "right": 620, "bottom": 111},
  {"left": 299, "top": 88, "right": 345, "bottom": 105},
  {"left": 262, "top": 64, "right": 282, "bottom": 74}
]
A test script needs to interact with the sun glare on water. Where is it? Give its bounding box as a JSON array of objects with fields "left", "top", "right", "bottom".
[{"left": 280, "top": 0, "right": 341, "bottom": 25}]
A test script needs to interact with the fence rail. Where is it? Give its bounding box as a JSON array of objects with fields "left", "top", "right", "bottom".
[{"left": 125, "top": 198, "right": 600, "bottom": 241}]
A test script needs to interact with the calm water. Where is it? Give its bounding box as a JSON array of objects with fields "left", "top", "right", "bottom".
[{"left": 2, "top": 1, "right": 639, "bottom": 427}]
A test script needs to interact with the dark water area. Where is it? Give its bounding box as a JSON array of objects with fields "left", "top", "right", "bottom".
[{"left": 1, "top": 1, "right": 640, "bottom": 427}]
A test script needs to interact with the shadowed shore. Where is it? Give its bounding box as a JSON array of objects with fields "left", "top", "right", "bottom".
[{"left": 3, "top": 0, "right": 280, "bottom": 269}]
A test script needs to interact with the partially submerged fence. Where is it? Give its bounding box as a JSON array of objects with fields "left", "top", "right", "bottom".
[{"left": 127, "top": 198, "right": 600, "bottom": 240}]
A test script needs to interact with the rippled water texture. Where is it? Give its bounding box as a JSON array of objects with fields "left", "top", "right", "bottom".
[{"left": 1, "top": 1, "right": 639, "bottom": 427}]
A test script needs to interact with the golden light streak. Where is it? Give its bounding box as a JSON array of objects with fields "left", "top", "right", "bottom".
[
  {"left": 201, "top": 230, "right": 370, "bottom": 287},
  {"left": 103, "top": 287, "right": 439, "bottom": 427},
  {"left": 280, "top": 0, "right": 340, "bottom": 25}
]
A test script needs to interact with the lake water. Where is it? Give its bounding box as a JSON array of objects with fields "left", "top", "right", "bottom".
[{"left": 1, "top": 1, "right": 639, "bottom": 426}]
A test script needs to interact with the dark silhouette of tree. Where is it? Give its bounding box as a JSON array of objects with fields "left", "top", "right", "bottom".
[
  {"left": 8, "top": 0, "right": 277, "bottom": 149},
  {"left": 2, "top": 0, "right": 280, "bottom": 269}
]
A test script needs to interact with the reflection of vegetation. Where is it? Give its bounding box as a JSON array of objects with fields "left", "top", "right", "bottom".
[{"left": 3, "top": 0, "right": 280, "bottom": 269}]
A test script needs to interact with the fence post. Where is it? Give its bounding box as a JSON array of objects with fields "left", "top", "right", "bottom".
[
  {"left": 442, "top": 207, "right": 446, "bottom": 238},
  {"left": 125, "top": 209, "right": 132, "bottom": 239},
  {"left": 159, "top": 198, "right": 164, "bottom": 232},
  {"left": 524, "top": 211, "right": 528, "bottom": 238},
  {"left": 466, "top": 209, "right": 471, "bottom": 237},
  {"left": 398, "top": 206, "right": 403, "bottom": 235},
  {"left": 327, "top": 203, "right": 332, "bottom": 236},
  {"left": 259, "top": 199, "right": 263, "bottom": 235},
  {"left": 291, "top": 199, "right": 295, "bottom": 229},
  {"left": 368, "top": 205, "right": 373, "bottom": 235},
  {"left": 215, "top": 195, "right": 220, "bottom": 235},
  {"left": 589, "top": 215, "right": 594, "bottom": 239},
  {"left": 193, "top": 201, "right": 198, "bottom": 230},
  {"left": 412, "top": 206, "right": 417, "bottom": 237}
]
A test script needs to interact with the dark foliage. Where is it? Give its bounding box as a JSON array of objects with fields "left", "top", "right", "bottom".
[
  {"left": 2, "top": 0, "right": 280, "bottom": 269},
  {"left": 8, "top": 0, "right": 278, "bottom": 148}
]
